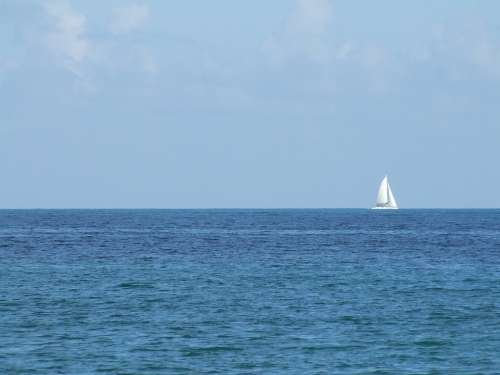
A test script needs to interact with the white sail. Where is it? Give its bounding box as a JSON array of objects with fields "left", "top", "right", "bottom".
[
  {"left": 376, "top": 176, "right": 389, "bottom": 206},
  {"left": 387, "top": 182, "right": 398, "bottom": 208},
  {"left": 373, "top": 175, "right": 399, "bottom": 209}
]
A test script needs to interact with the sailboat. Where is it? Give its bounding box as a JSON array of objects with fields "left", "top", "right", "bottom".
[{"left": 372, "top": 175, "right": 399, "bottom": 209}]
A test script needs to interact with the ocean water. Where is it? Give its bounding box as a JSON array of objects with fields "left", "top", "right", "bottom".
[{"left": 1, "top": 209, "right": 500, "bottom": 374}]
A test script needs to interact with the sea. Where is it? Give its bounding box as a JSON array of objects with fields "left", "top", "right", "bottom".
[{"left": 1, "top": 209, "right": 500, "bottom": 374}]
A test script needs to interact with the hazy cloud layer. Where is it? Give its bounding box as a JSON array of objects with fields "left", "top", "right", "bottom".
[
  {"left": 26, "top": 1, "right": 500, "bottom": 97},
  {"left": 2, "top": 1, "right": 500, "bottom": 207}
]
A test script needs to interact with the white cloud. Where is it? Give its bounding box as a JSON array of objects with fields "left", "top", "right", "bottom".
[
  {"left": 142, "top": 49, "right": 158, "bottom": 74},
  {"left": 0, "top": 55, "right": 20, "bottom": 78},
  {"left": 361, "top": 45, "right": 387, "bottom": 68},
  {"left": 111, "top": 4, "right": 150, "bottom": 35},
  {"left": 0, "top": 57, "right": 10, "bottom": 86},
  {"left": 263, "top": 0, "right": 335, "bottom": 64},
  {"left": 0, "top": 56, "right": 8, "bottom": 71},
  {"left": 183, "top": 84, "right": 253, "bottom": 111},
  {"left": 427, "top": 22, "right": 500, "bottom": 81},
  {"left": 44, "top": 0, "right": 91, "bottom": 72},
  {"left": 465, "top": 35, "right": 500, "bottom": 80},
  {"left": 336, "top": 42, "right": 354, "bottom": 60},
  {"left": 42, "top": 1, "right": 154, "bottom": 83},
  {"left": 291, "top": 0, "right": 333, "bottom": 35}
]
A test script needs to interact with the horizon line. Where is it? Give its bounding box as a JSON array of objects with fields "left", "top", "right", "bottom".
[{"left": 0, "top": 207, "right": 499, "bottom": 210}]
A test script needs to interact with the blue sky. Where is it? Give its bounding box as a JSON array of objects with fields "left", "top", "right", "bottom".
[{"left": 1, "top": 0, "right": 500, "bottom": 208}]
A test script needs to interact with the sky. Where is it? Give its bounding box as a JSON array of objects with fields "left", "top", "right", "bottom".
[{"left": 1, "top": 0, "right": 500, "bottom": 208}]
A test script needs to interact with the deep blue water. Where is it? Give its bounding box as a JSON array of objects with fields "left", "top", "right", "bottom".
[{"left": 1, "top": 209, "right": 500, "bottom": 374}]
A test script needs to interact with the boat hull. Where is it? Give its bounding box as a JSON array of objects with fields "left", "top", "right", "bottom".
[{"left": 371, "top": 206, "right": 399, "bottom": 210}]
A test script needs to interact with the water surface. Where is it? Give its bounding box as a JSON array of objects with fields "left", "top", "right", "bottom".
[{"left": 1, "top": 209, "right": 500, "bottom": 374}]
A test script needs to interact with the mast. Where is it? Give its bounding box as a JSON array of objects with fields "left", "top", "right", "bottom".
[{"left": 385, "top": 176, "right": 389, "bottom": 205}]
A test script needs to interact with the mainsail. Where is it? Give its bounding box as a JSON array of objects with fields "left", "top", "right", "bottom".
[{"left": 373, "top": 176, "right": 398, "bottom": 209}]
